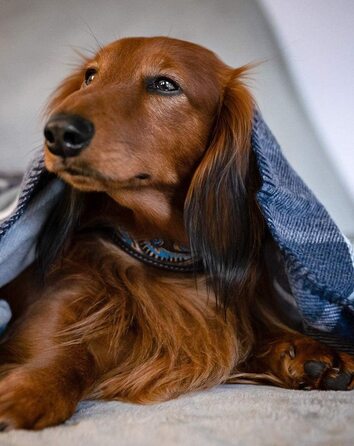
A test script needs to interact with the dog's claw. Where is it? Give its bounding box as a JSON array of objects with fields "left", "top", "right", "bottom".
[{"left": 288, "top": 345, "right": 296, "bottom": 359}]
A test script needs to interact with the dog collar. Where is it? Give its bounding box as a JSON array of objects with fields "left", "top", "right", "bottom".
[
  {"left": 114, "top": 229, "right": 202, "bottom": 272},
  {"left": 96, "top": 227, "right": 202, "bottom": 273}
]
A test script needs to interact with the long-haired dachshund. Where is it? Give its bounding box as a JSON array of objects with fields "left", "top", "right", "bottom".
[{"left": 0, "top": 37, "right": 353, "bottom": 430}]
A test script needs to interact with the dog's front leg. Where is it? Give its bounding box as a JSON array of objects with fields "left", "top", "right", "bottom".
[{"left": 0, "top": 290, "right": 97, "bottom": 431}]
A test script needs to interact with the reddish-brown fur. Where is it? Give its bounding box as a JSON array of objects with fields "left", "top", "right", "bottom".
[{"left": 0, "top": 37, "right": 353, "bottom": 431}]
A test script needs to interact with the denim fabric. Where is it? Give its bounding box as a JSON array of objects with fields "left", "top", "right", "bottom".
[
  {"left": 0, "top": 111, "right": 353, "bottom": 350},
  {"left": 252, "top": 110, "right": 354, "bottom": 350}
]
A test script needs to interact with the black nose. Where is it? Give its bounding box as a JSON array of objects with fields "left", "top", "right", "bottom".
[{"left": 44, "top": 114, "right": 94, "bottom": 158}]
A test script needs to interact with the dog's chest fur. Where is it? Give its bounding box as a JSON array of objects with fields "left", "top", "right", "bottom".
[{"left": 66, "top": 238, "right": 239, "bottom": 402}]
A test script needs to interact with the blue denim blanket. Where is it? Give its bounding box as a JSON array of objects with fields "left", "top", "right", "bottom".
[{"left": 0, "top": 111, "right": 353, "bottom": 351}]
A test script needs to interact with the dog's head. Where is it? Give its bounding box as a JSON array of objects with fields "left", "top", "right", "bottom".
[
  {"left": 41, "top": 36, "right": 263, "bottom": 309},
  {"left": 45, "top": 37, "right": 227, "bottom": 191}
]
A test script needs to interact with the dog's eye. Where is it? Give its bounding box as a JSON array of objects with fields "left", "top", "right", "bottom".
[
  {"left": 84, "top": 68, "right": 97, "bottom": 86},
  {"left": 147, "top": 77, "right": 181, "bottom": 94}
]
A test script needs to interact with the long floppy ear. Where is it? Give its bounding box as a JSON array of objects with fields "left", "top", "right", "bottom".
[
  {"left": 184, "top": 67, "right": 264, "bottom": 310},
  {"left": 36, "top": 186, "right": 85, "bottom": 277}
]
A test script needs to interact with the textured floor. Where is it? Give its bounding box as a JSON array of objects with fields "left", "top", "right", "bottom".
[{"left": 0, "top": 385, "right": 353, "bottom": 446}]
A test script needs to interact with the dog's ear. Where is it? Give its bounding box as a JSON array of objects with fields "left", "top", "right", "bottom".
[
  {"left": 185, "top": 67, "right": 263, "bottom": 310},
  {"left": 36, "top": 185, "right": 84, "bottom": 278}
]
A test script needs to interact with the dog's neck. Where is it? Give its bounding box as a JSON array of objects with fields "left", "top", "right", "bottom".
[{"left": 106, "top": 187, "right": 188, "bottom": 245}]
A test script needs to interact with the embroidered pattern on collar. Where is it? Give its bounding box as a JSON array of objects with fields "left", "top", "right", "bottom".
[{"left": 113, "top": 229, "right": 202, "bottom": 273}]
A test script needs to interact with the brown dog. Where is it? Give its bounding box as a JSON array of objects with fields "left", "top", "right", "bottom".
[{"left": 0, "top": 37, "right": 353, "bottom": 431}]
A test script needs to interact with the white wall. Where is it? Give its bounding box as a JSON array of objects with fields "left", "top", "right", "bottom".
[
  {"left": 1, "top": 0, "right": 353, "bottom": 235},
  {"left": 258, "top": 0, "right": 354, "bottom": 203}
]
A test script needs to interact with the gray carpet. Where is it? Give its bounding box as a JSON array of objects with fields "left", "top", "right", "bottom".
[{"left": 0, "top": 385, "right": 353, "bottom": 446}]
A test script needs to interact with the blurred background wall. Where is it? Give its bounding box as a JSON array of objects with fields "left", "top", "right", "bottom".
[{"left": 1, "top": 0, "right": 353, "bottom": 237}]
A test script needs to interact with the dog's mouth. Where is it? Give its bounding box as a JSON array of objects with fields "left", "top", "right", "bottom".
[
  {"left": 58, "top": 162, "right": 107, "bottom": 181},
  {"left": 64, "top": 166, "right": 92, "bottom": 177},
  {"left": 47, "top": 156, "right": 154, "bottom": 192},
  {"left": 53, "top": 163, "right": 110, "bottom": 191}
]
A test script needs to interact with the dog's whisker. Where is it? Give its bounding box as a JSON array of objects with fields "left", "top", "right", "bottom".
[{"left": 80, "top": 19, "right": 104, "bottom": 51}]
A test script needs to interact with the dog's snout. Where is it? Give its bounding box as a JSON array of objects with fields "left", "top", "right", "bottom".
[{"left": 44, "top": 114, "right": 94, "bottom": 158}]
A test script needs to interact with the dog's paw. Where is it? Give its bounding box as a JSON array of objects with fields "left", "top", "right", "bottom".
[
  {"left": 0, "top": 368, "right": 76, "bottom": 431},
  {"left": 275, "top": 337, "right": 354, "bottom": 390}
]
